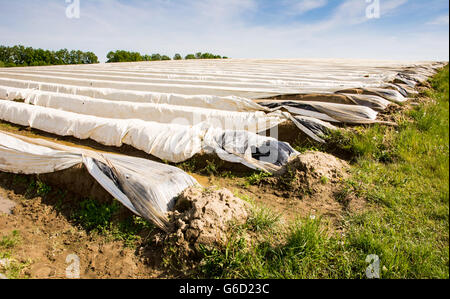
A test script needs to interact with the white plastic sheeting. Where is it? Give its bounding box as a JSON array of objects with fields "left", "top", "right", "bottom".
[
  {"left": 0, "top": 59, "right": 442, "bottom": 98},
  {"left": 0, "top": 59, "right": 443, "bottom": 105},
  {"left": 0, "top": 59, "right": 444, "bottom": 171},
  {"left": 340, "top": 94, "right": 392, "bottom": 111},
  {"left": 0, "top": 84, "right": 338, "bottom": 142},
  {"left": 0, "top": 100, "right": 298, "bottom": 172},
  {"left": 0, "top": 85, "right": 380, "bottom": 125},
  {"left": 0, "top": 86, "right": 287, "bottom": 133},
  {"left": 0, "top": 130, "right": 198, "bottom": 230},
  {"left": 259, "top": 101, "right": 379, "bottom": 124},
  {"left": 0, "top": 77, "right": 265, "bottom": 112}
]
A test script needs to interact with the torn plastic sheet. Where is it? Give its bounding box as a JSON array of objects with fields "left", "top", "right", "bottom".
[
  {"left": 290, "top": 116, "right": 337, "bottom": 139},
  {"left": 203, "top": 129, "right": 299, "bottom": 173},
  {"left": 256, "top": 92, "right": 391, "bottom": 111},
  {"left": 0, "top": 100, "right": 299, "bottom": 172},
  {"left": 258, "top": 101, "right": 379, "bottom": 124},
  {"left": 386, "top": 83, "right": 418, "bottom": 96},
  {"left": 336, "top": 88, "right": 408, "bottom": 103},
  {"left": 338, "top": 93, "right": 392, "bottom": 111},
  {"left": 0, "top": 131, "right": 198, "bottom": 231}
]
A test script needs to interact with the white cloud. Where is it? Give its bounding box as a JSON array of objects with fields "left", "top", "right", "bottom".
[
  {"left": 427, "top": 14, "right": 450, "bottom": 25},
  {"left": 380, "top": 0, "right": 408, "bottom": 15},
  {"left": 288, "top": 0, "right": 328, "bottom": 15},
  {"left": 319, "top": 0, "right": 409, "bottom": 28}
]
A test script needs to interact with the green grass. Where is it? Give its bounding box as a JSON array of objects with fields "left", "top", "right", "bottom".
[
  {"left": 0, "top": 252, "right": 30, "bottom": 279},
  {"left": 72, "top": 199, "right": 154, "bottom": 247},
  {"left": 246, "top": 171, "right": 272, "bottom": 186},
  {"left": 0, "top": 231, "right": 30, "bottom": 279},
  {"left": 199, "top": 65, "right": 449, "bottom": 279},
  {"left": 21, "top": 178, "right": 52, "bottom": 198},
  {"left": 245, "top": 205, "right": 281, "bottom": 233},
  {"left": 0, "top": 230, "right": 21, "bottom": 250},
  {"left": 199, "top": 218, "right": 357, "bottom": 279}
]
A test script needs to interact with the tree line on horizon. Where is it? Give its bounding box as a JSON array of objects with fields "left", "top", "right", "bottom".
[
  {"left": 106, "top": 50, "right": 228, "bottom": 63},
  {"left": 0, "top": 45, "right": 99, "bottom": 67},
  {"left": 0, "top": 45, "right": 229, "bottom": 68}
]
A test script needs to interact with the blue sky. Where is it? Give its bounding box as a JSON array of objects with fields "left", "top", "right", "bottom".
[{"left": 0, "top": 0, "right": 448, "bottom": 61}]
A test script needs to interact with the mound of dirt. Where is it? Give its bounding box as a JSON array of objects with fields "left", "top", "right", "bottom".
[
  {"left": 167, "top": 187, "right": 249, "bottom": 256},
  {"left": 294, "top": 151, "right": 349, "bottom": 181},
  {"left": 272, "top": 151, "right": 349, "bottom": 197}
]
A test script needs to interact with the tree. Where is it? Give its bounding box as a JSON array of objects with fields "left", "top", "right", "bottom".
[
  {"left": 55, "top": 49, "right": 68, "bottom": 64},
  {"left": 173, "top": 53, "right": 182, "bottom": 60},
  {"left": 0, "top": 45, "right": 99, "bottom": 67},
  {"left": 151, "top": 54, "right": 162, "bottom": 61},
  {"left": 200, "top": 52, "right": 218, "bottom": 59},
  {"left": 106, "top": 50, "right": 142, "bottom": 63},
  {"left": 183, "top": 52, "right": 226, "bottom": 60},
  {"left": 106, "top": 51, "right": 116, "bottom": 63},
  {"left": 82, "top": 51, "right": 98, "bottom": 64}
]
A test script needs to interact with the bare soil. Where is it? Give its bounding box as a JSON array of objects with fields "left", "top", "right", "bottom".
[{"left": 0, "top": 173, "right": 173, "bottom": 279}]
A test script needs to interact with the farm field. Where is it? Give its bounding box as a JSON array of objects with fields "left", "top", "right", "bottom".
[{"left": 0, "top": 60, "right": 448, "bottom": 279}]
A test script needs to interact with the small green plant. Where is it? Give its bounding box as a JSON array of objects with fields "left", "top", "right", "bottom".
[
  {"left": 246, "top": 171, "right": 272, "bottom": 186},
  {"left": 36, "top": 181, "right": 51, "bottom": 197},
  {"left": 0, "top": 231, "right": 21, "bottom": 249},
  {"left": 246, "top": 205, "right": 280, "bottom": 232},
  {"left": 234, "top": 192, "right": 253, "bottom": 204},
  {"left": 219, "top": 170, "right": 235, "bottom": 179},
  {"left": 0, "top": 253, "right": 31, "bottom": 279},
  {"left": 177, "top": 158, "right": 198, "bottom": 173},
  {"left": 112, "top": 216, "right": 155, "bottom": 247},
  {"left": 25, "top": 179, "right": 37, "bottom": 197},
  {"left": 320, "top": 176, "right": 329, "bottom": 184},
  {"left": 278, "top": 165, "right": 297, "bottom": 188},
  {"left": 72, "top": 199, "right": 153, "bottom": 247},
  {"left": 293, "top": 138, "right": 323, "bottom": 153},
  {"left": 198, "top": 234, "right": 248, "bottom": 278},
  {"left": 73, "top": 199, "right": 119, "bottom": 233},
  {"left": 202, "top": 160, "right": 219, "bottom": 176}
]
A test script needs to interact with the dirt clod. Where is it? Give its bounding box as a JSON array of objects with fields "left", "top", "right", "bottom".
[
  {"left": 0, "top": 195, "right": 16, "bottom": 215},
  {"left": 168, "top": 187, "right": 249, "bottom": 256},
  {"left": 275, "top": 151, "right": 349, "bottom": 195}
]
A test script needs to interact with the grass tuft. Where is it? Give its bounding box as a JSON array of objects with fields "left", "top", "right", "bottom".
[{"left": 72, "top": 199, "right": 154, "bottom": 247}]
